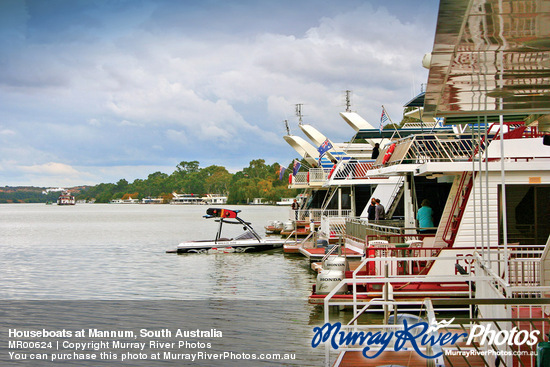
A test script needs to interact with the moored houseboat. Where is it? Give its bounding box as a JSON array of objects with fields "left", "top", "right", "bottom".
[
  {"left": 57, "top": 191, "right": 75, "bottom": 205},
  {"left": 311, "top": 0, "right": 550, "bottom": 365}
]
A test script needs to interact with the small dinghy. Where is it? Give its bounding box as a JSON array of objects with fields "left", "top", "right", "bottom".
[{"left": 168, "top": 208, "right": 286, "bottom": 254}]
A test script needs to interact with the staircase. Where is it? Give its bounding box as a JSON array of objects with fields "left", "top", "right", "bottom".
[
  {"left": 385, "top": 177, "right": 405, "bottom": 219},
  {"left": 442, "top": 171, "right": 475, "bottom": 245}
]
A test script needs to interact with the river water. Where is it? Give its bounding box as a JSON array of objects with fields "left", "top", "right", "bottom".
[{"left": 0, "top": 204, "right": 330, "bottom": 366}]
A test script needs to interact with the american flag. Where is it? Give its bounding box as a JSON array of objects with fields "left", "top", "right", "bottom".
[
  {"left": 317, "top": 138, "right": 333, "bottom": 158},
  {"left": 380, "top": 107, "right": 389, "bottom": 132}
]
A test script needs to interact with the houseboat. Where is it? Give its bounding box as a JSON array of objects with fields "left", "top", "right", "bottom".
[
  {"left": 57, "top": 192, "right": 75, "bottom": 205},
  {"left": 202, "top": 194, "right": 227, "bottom": 205},
  {"left": 170, "top": 192, "right": 203, "bottom": 205},
  {"left": 311, "top": 0, "right": 550, "bottom": 365}
]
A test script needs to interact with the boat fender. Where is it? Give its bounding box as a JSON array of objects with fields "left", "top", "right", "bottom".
[
  {"left": 367, "top": 246, "right": 376, "bottom": 275},
  {"left": 288, "top": 174, "right": 292, "bottom": 185},
  {"left": 307, "top": 171, "right": 310, "bottom": 183},
  {"left": 327, "top": 163, "right": 337, "bottom": 179},
  {"left": 382, "top": 143, "right": 396, "bottom": 164}
]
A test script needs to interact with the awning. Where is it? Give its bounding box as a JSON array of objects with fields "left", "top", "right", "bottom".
[{"left": 423, "top": 0, "right": 550, "bottom": 119}]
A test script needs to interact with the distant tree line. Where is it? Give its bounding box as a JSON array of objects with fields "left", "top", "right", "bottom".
[
  {"left": 0, "top": 188, "right": 60, "bottom": 203},
  {"left": 79, "top": 159, "right": 298, "bottom": 204}
]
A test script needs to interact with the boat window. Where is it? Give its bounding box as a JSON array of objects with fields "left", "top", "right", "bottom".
[{"left": 500, "top": 185, "right": 550, "bottom": 245}]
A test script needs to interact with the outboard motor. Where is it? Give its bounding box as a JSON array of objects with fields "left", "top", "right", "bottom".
[
  {"left": 273, "top": 221, "right": 283, "bottom": 230},
  {"left": 323, "top": 256, "right": 346, "bottom": 272},
  {"left": 283, "top": 221, "right": 295, "bottom": 232},
  {"left": 316, "top": 269, "right": 347, "bottom": 295},
  {"left": 316, "top": 239, "right": 328, "bottom": 249}
]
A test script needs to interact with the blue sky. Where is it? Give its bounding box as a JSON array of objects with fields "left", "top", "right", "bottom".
[{"left": 0, "top": 0, "right": 440, "bottom": 187}]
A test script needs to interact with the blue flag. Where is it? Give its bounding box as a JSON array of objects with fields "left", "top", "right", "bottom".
[
  {"left": 278, "top": 166, "right": 286, "bottom": 180},
  {"left": 292, "top": 160, "right": 301, "bottom": 176},
  {"left": 380, "top": 107, "right": 389, "bottom": 132},
  {"left": 317, "top": 139, "right": 333, "bottom": 158}
]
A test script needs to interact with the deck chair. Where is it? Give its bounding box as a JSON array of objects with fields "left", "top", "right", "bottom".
[{"left": 363, "top": 239, "right": 389, "bottom": 258}]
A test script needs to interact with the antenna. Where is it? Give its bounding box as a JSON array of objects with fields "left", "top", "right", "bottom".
[
  {"left": 345, "top": 90, "right": 352, "bottom": 112},
  {"left": 284, "top": 120, "right": 291, "bottom": 135},
  {"left": 295, "top": 104, "right": 303, "bottom": 125}
]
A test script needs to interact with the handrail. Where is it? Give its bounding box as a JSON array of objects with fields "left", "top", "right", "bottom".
[
  {"left": 321, "top": 242, "right": 340, "bottom": 263},
  {"left": 385, "top": 176, "right": 404, "bottom": 218},
  {"left": 294, "top": 208, "right": 352, "bottom": 222},
  {"left": 442, "top": 172, "right": 471, "bottom": 244},
  {"left": 283, "top": 229, "right": 314, "bottom": 247},
  {"left": 324, "top": 297, "right": 550, "bottom": 367}
]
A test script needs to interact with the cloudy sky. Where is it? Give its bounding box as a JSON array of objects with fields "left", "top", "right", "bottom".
[{"left": 0, "top": 0, "right": 440, "bottom": 187}]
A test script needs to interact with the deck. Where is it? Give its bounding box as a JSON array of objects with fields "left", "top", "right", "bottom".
[{"left": 299, "top": 246, "right": 363, "bottom": 260}]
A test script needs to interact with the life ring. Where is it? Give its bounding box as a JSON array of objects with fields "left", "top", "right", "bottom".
[{"left": 382, "top": 143, "right": 396, "bottom": 164}]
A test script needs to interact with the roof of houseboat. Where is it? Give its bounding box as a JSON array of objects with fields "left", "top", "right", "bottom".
[{"left": 423, "top": 0, "right": 550, "bottom": 120}]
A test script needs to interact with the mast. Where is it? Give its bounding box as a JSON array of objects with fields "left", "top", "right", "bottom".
[
  {"left": 295, "top": 103, "right": 303, "bottom": 125},
  {"left": 344, "top": 90, "right": 352, "bottom": 112}
]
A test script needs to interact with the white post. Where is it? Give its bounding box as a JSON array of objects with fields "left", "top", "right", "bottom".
[
  {"left": 338, "top": 187, "right": 342, "bottom": 217},
  {"left": 350, "top": 186, "right": 356, "bottom": 217},
  {"left": 404, "top": 174, "right": 416, "bottom": 233}
]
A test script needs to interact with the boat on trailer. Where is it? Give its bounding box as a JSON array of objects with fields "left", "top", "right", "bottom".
[{"left": 168, "top": 208, "right": 286, "bottom": 254}]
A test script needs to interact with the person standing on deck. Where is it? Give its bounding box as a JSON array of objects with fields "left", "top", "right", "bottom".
[
  {"left": 291, "top": 199, "right": 299, "bottom": 220},
  {"left": 371, "top": 143, "right": 380, "bottom": 159},
  {"left": 367, "top": 198, "right": 377, "bottom": 220},
  {"left": 417, "top": 199, "right": 435, "bottom": 233},
  {"left": 374, "top": 198, "right": 385, "bottom": 220}
]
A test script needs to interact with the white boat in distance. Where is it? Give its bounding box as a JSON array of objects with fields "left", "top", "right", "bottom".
[
  {"left": 57, "top": 192, "right": 75, "bottom": 205},
  {"left": 276, "top": 198, "right": 295, "bottom": 206},
  {"left": 167, "top": 208, "right": 286, "bottom": 254}
]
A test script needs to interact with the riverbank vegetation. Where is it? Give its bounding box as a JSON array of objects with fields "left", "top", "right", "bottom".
[
  {"left": 82, "top": 159, "right": 298, "bottom": 204},
  {"left": 1, "top": 159, "right": 299, "bottom": 204}
]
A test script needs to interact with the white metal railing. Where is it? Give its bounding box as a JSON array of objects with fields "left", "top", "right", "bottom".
[
  {"left": 293, "top": 208, "right": 352, "bottom": 222},
  {"left": 330, "top": 160, "right": 376, "bottom": 180},
  {"left": 290, "top": 168, "right": 330, "bottom": 187},
  {"left": 474, "top": 252, "right": 550, "bottom": 299},
  {"left": 320, "top": 216, "right": 347, "bottom": 238},
  {"left": 293, "top": 172, "right": 308, "bottom": 184},
  {"left": 345, "top": 218, "right": 412, "bottom": 241},
  {"left": 509, "top": 258, "right": 540, "bottom": 287},
  {"left": 374, "top": 133, "right": 479, "bottom": 168},
  {"left": 316, "top": 251, "right": 550, "bottom": 367},
  {"left": 309, "top": 168, "right": 329, "bottom": 183}
]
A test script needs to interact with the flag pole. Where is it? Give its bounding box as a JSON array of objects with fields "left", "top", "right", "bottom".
[{"left": 382, "top": 105, "right": 401, "bottom": 139}]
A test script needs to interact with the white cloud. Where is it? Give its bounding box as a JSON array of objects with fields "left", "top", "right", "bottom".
[
  {"left": 88, "top": 118, "right": 101, "bottom": 126},
  {"left": 20, "top": 162, "right": 82, "bottom": 176},
  {"left": 0, "top": 1, "right": 438, "bottom": 186},
  {"left": 0, "top": 128, "right": 16, "bottom": 135}
]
